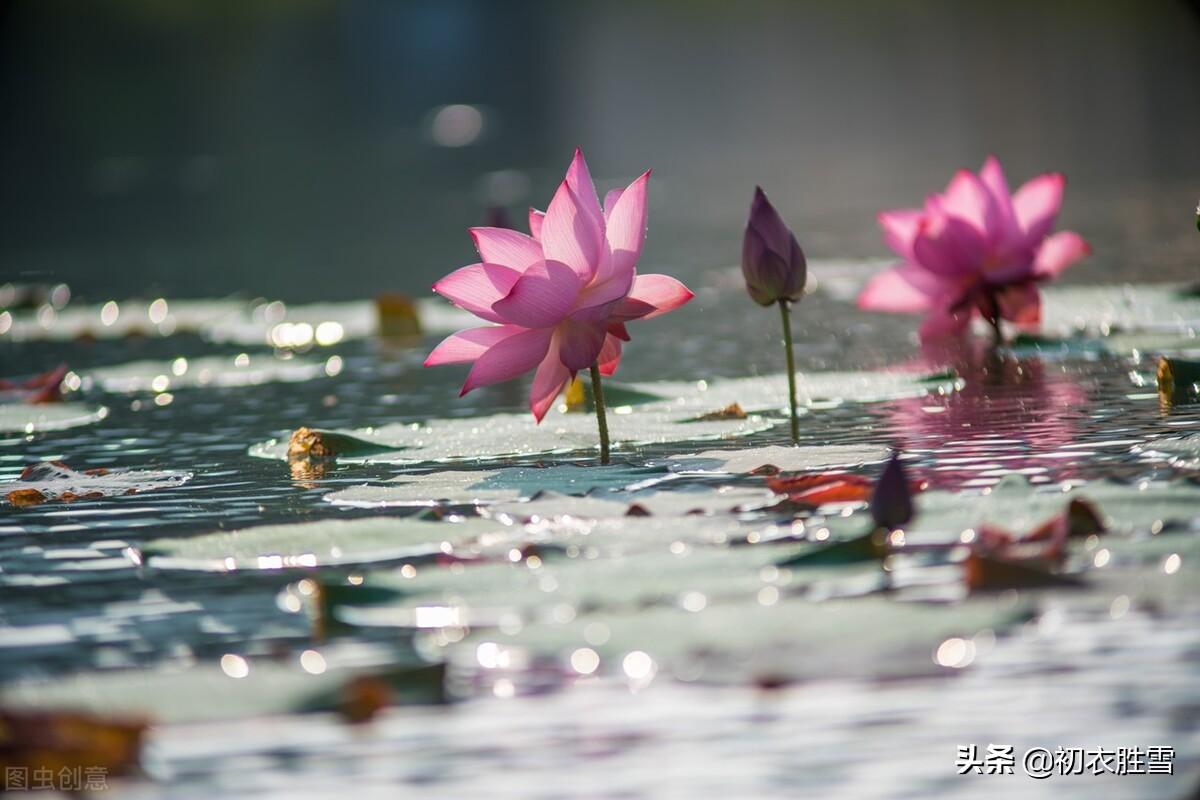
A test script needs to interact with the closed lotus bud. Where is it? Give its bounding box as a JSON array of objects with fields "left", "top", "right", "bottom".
[
  {"left": 870, "top": 452, "right": 914, "bottom": 531},
  {"left": 741, "top": 187, "right": 807, "bottom": 306}
]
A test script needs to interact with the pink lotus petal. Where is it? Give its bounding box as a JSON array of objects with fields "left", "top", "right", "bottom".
[
  {"left": 425, "top": 325, "right": 523, "bottom": 366},
  {"left": 529, "top": 340, "right": 571, "bottom": 422},
  {"left": 491, "top": 260, "right": 581, "bottom": 329},
  {"left": 469, "top": 228, "right": 543, "bottom": 273},
  {"left": 597, "top": 333, "right": 622, "bottom": 376},
  {"left": 608, "top": 321, "right": 631, "bottom": 341},
  {"left": 979, "top": 155, "right": 1017, "bottom": 234},
  {"left": 556, "top": 319, "right": 608, "bottom": 371},
  {"left": 540, "top": 180, "right": 604, "bottom": 283},
  {"left": 996, "top": 283, "right": 1042, "bottom": 327},
  {"left": 610, "top": 274, "right": 694, "bottom": 321},
  {"left": 432, "top": 262, "right": 521, "bottom": 323},
  {"left": 940, "top": 169, "right": 1002, "bottom": 243},
  {"left": 1032, "top": 231, "right": 1090, "bottom": 278},
  {"left": 574, "top": 267, "right": 636, "bottom": 315},
  {"left": 598, "top": 170, "right": 650, "bottom": 287},
  {"left": 857, "top": 263, "right": 952, "bottom": 313},
  {"left": 1013, "top": 173, "right": 1065, "bottom": 246},
  {"left": 528, "top": 208, "right": 545, "bottom": 241},
  {"left": 912, "top": 213, "right": 987, "bottom": 277},
  {"left": 564, "top": 148, "right": 604, "bottom": 231},
  {"left": 603, "top": 188, "right": 623, "bottom": 220},
  {"left": 878, "top": 209, "right": 924, "bottom": 262},
  {"left": 460, "top": 327, "right": 552, "bottom": 395}
]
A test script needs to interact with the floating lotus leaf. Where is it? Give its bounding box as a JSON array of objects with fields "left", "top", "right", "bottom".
[
  {"left": 0, "top": 403, "right": 107, "bottom": 435},
  {"left": 144, "top": 516, "right": 513, "bottom": 571},
  {"left": 326, "top": 464, "right": 668, "bottom": 508},
  {"left": 85, "top": 354, "right": 333, "bottom": 393}
]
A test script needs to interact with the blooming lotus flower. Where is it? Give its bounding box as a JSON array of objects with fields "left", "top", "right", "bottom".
[
  {"left": 742, "top": 187, "right": 807, "bottom": 306},
  {"left": 425, "top": 149, "right": 694, "bottom": 433},
  {"left": 858, "top": 156, "right": 1090, "bottom": 341}
]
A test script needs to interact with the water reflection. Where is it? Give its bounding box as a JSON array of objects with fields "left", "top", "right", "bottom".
[{"left": 887, "top": 338, "right": 1090, "bottom": 488}]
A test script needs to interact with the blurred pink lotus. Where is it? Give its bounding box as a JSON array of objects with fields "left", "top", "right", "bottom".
[
  {"left": 426, "top": 149, "right": 693, "bottom": 421},
  {"left": 858, "top": 156, "right": 1090, "bottom": 341}
]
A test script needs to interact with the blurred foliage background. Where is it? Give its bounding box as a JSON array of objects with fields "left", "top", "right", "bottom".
[{"left": 0, "top": 0, "right": 1198, "bottom": 301}]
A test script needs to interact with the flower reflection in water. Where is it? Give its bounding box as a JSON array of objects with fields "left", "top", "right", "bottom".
[{"left": 886, "top": 338, "right": 1089, "bottom": 490}]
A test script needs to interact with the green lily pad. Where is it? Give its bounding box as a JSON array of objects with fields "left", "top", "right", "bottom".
[
  {"left": 85, "top": 354, "right": 333, "bottom": 393},
  {"left": 1138, "top": 434, "right": 1200, "bottom": 468},
  {"left": 627, "top": 369, "right": 959, "bottom": 416},
  {"left": 250, "top": 409, "right": 776, "bottom": 466},
  {"left": 658, "top": 444, "right": 890, "bottom": 474},
  {"left": 144, "top": 517, "right": 514, "bottom": 572},
  {"left": 332, "top": 545, "right": 1031, "bottom": 683},
  {"left": 1040, "top": 283, "right": 1200, "bottom": 338},
  {"left": 0, "top": 403, "right": 108, "bottom": 435},
  {"left": 0, "top": 298, "right": 246, "bottom": 342},
  {"left": 325, "top": 464, "right": 668, "bottom": 508},
  {"left": 0, "top": 297, "right": 475, "bottom": 344},
  {"left": 0, "top": 650, "right": 445, "bottom": 723},
  {"left": 202, "top": 298, "right": 475, "bottom": 346},
  {"left": 250, "top": 370, "right": 950, "bottom": 466},
  {"left": 828, "top": 474, "right": 1200, "bottom": 545},
  {"left": 487, "top": 486, "right": 779, "bottom": 520}
]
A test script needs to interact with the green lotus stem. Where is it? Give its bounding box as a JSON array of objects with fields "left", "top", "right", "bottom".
[
  {"left": 778, "top": 299, "right": 799, "bottom": 444},
  {"left": 589, "top": 363, "right": 610, "bottom": 465}
]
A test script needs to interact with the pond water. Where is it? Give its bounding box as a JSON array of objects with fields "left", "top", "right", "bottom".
[{"left": 2, "top": 2, "right": 1200, "bottom": 798}]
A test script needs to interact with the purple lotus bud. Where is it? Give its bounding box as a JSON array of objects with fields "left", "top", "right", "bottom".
[
  {"left": 741, "top": 187, "right": 807, "bottom": 306},
  {"left": 484, "top": 206, "right": 513, "bottom": 230},
  {"left": 870, "top": 452, "right": 913, "bottom": 530}
]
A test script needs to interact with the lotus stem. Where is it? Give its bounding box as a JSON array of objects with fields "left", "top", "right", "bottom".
[
  {"left": 988, "top": 315, "right": 1003, "bottom": 348},
  {"left": 778, "top": 299, "right": 799, "bottom": 444},
  {"left": 589, "top": 363, "right": 610, "bottom": 465},
  {"left": 985, "top": 290, "right": 1003, "bottom": 348}
]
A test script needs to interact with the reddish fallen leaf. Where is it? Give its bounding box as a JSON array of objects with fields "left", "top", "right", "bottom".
[
  {"left": 340, "top": 676, "right": 393, "bottom": 724},
  {"left": 3, "top": 462, "right": 190, "bottom": 506},
  {"left": 5, "top": 488, "right": 47, "bottom": 507},
  {"left": 0, "top": 708, "right": 147, "bottom": 781},
  {"left": 966, "top": 499, "right": 1104, "bottom": 591},
  {"left": 0, "top": 364, "right": 68, "bottom": 404},
  {"left": 766, "top": 472, "right": 925, "bottom": 506},
  {"left": 693, "top": 403, "right": 747, "bottom": 422}
]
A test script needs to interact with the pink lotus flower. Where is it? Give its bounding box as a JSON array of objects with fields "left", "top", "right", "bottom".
[
  {"left": 858, "top": 156, "right": 1090, "bottom": 341},
  {"left": 425, "top": 149, "right": 694, "bottom": 422}
]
